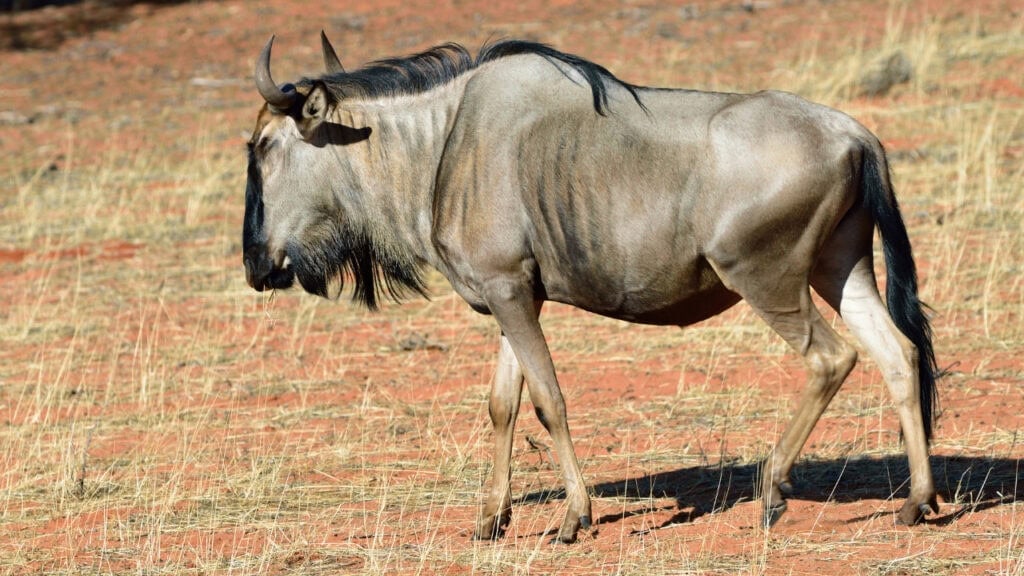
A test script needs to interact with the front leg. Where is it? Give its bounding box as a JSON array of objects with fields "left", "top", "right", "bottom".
[
  {"left": 474, "top": 334, "right": 525, "bottom": 540},
  {"left": 484, "top": 283, "right": 592, "bottom": 544}
]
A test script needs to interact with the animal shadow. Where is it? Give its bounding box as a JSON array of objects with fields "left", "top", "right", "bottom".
[{"left": 514, "top": 455, "right": 1021, "bottom": 530}]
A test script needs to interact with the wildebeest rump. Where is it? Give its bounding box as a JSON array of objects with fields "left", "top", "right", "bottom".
[{"left": 242, "top": 33, "right": 940, "bottom": 543}]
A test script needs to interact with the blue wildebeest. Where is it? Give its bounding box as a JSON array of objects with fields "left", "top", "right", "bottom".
[{"left": 242, "top": 33, "right": 940, "bottom": 543}]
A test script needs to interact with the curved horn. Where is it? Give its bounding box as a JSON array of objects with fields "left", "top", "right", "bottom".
[
  {"left": 254, "top": 35, "right": 297, "bottom": 110},
  {"left": 320, "top": 30, "right": 345, "bottom": 74}
]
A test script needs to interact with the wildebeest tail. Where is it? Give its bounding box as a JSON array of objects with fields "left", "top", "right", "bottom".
[{"left": 861, "top": 142, "right": 939, "bottom": 443}]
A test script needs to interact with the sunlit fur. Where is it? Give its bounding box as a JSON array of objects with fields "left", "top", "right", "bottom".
[
  {"left": 245, "top": 36, "right": 942, "bottom": 538},
  {"left": 258, "top": 40, "right": 646, "bottom": 309}
]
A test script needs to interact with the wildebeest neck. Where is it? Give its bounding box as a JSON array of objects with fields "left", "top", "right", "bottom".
[
  {"left": 284, "top": 79, "right": 471, "bottom": 308},
  {"left": 329, "top": 79, "right": 471, "bottom": 269}
]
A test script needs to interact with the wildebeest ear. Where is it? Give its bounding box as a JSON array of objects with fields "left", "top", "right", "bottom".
[{"left": 301, "top": 82, "right": 331, "bottom": 128}]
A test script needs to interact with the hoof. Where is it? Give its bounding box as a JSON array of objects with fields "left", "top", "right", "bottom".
[
  {"left": 472, "top": 530, "right": 503, "bottom": 541},
  {"left": 472, "top": 527, "right": 505, "bottom": 541},
  {"left": 763, "top": 501, "right": 787, "bottom": 529},
  {"left": 473, "top": 510, "right": 511, "bottom": 541},
  {"left": 548, "top": 514, "right": 593, "bottom": 545},
  {"left": 549, "top": 526, "right": 579, "bottom": 545},
  {"left": 897, "top": 496, "right": 938, "bottom": 526},
  {"left": 549, "top": 526, "right": 578, "bottom": 545}
]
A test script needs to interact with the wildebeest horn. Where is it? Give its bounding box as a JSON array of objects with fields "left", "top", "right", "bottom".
[
  {"left": 255, "top": 35, "right": 298, "bottom": 110},
  {"left": 320, "top": 30, "right": 345, "bottom": 74}
]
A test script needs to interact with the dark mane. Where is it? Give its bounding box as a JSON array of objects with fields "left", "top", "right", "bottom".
[
  {"left": 285, "top": 216, "right": 428, "bottom": 311},
  {"left": 311, "top": 39, "right": 644, "bottom": 115},
  {"left": 317, "top": 42, "right": 474, "bottom": 102},
  {"left": 478, "top": 40, "right": 645, "bottom": 115}
]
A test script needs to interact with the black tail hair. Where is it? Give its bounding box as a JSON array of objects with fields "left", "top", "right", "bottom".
[{"left": 861, "top": 143, "right": 939, "bottom": 442}]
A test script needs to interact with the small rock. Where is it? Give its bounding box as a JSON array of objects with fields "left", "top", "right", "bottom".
[
  {"left": 859, "top": 51, "right": 913, "bottom": 97},
  {"left": 0, "top": 110, "right": 34, "bottom": 125}
]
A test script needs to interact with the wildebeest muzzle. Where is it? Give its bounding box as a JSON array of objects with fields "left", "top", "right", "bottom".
[{"left": 243, "top": 246, "right": 295, "bottom": 292}]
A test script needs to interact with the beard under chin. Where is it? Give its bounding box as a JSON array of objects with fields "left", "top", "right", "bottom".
[{"left": 286, "top": 225, "right": 427, "bottom": 310}]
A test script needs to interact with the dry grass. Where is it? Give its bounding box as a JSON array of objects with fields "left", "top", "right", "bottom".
[{"left": 1, "top": 2, "right": 1023, "bottom": 574}]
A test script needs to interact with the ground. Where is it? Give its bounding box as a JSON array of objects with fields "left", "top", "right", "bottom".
[{"left": 1, "top": 0, "right": 1022, "bottom": 574}]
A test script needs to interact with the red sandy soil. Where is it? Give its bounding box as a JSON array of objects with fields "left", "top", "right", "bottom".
[{"left": 1, "top": 1, "right": 1022, "bottom": 575}]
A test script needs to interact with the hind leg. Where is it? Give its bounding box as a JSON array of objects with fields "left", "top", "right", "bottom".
[
  {"left": 706, "top": 208, "right": 859, "bottom": 526},
  {"left": 742, "top": 287, "right": 859, "bottom": 526},
  {"left": 812, "top": 254, "right": 938, "bottom": 524}
]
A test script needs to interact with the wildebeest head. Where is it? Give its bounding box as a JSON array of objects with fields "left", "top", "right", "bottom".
[{"left": 243, "top": 34, "right": 424, "bottom": 309}]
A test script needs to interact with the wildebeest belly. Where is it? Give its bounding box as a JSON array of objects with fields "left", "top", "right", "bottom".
[
  {"left": 617, "top": 283, "right": 742, "bottom": 326},
  {"left": 537, "top": 247, "right": 740, "bottom": 327}
]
